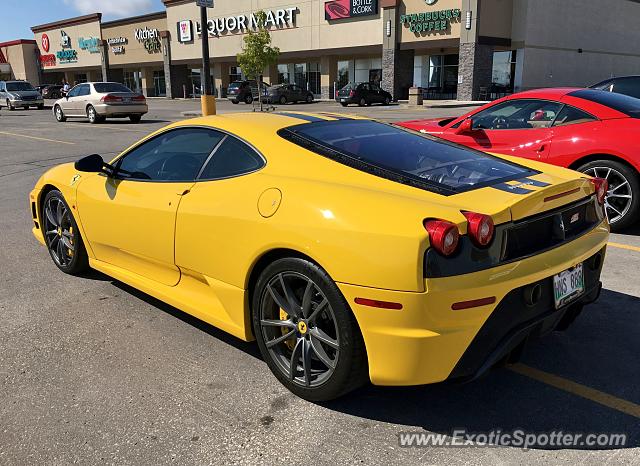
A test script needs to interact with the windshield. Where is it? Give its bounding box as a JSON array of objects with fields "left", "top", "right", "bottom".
[
  {"left": 6, "top": 82, "right": 35, "bottom": 91},
  {"left": 569, "top": 89, "right": 640, "bottom": 118},
  {"left": 93, "top": 83, "right": 133, "bottom": 93},
  {"left": 279, "top": 120, "right": 535, "bottom": 194}
]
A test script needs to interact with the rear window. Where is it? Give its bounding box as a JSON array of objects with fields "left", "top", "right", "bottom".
[
  {"left": 94, "top": 83, "right": 133, "bottom": 93},
  {"left": 279, "top": 120, "right": 535, "bottom": 194},
  {"left": 228, "top": 82, "right": 242, "bottom": 89},
  {"left": 6, "top": 82, "right": 35, "bottom": 91},
  {"left": 569, "top": 89, "right": 640, "bottom": 118}
]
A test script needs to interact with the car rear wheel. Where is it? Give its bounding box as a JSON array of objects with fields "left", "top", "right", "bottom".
[
  {"left": 54, "top": 105, "right": 66, "bottom": 122},
  {"left": 306, "top": 94, "right": 314, "bottom": 103},
  {"left": 37, "top": 104, "right": 45, "bottom": 110},
  {"left": 245, "top": 94, "right": 253, "bottom": 104},
  {"left": 87, "top": 105, "right": 101, "bottom": 124},
  {"left": 279, "top": 95, "right": 287, "bottom": 105},
  {"left": 232, "top": 99, "right": 239, "bottom": 104},
  {"left": 340, "top": 103, "right": 348, "bottom": 107},
  {"left": 383, "top": 96, "right": 391, "bottom": 105},
  {"left": 129, "top": 115, "right": 142, "bottom": 123},
  {"left": 578, "top": 159, "right": 639, "bottom": 231},
  {"left": 252, "top": 257, "right": 368, "bottom": 401},
  {"left": 358, "top": 98, "right": 367, "bottom": 107},
  {"left": 42, "top": 190, "right": 89, "bottom": 275}
]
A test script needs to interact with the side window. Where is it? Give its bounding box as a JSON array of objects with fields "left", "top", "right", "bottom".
[
  {"left": 592, "top": 80, "right": 613, "bottom": 92},
  {"left": 553, "top": 105, "right": 597, "bottom": 127},
  {"left": 612, "top": 79, "right": 640, "bottom": 99},
  {"left": 470, "top": 99, "right": 562, "bottom": 130},
  {"left": 78, "top": 84, "right": 90, "bottom": 96},
  {"left": 199, "top": 136, "right": 264, "bottom": 180},
  {"left": 117, "top": 127, "right": 225, "bottom": 181},
  {"left": 360, "top": 83, "right": 370, "bottom": 91},
  {"left": 67, "top": 86, "right": 81, "bottom": 98}
]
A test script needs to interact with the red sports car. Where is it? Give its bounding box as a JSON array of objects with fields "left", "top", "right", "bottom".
[{"left": 397, "top": 88, "right": 640, "bottom": 230}]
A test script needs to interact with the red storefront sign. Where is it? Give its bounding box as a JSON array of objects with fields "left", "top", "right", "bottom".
[{"left": 40, "top": 54, "right": 56, "bottom": 67}]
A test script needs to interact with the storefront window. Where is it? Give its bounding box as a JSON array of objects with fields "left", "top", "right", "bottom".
[
  {"left": 123, "top": 71, "right": 142, "bottom": 93},
  {"left": 491, "top": 50, "right": 517, "bottom": 98},
  {"left": 294, "top": 63, "right": 307, "bottom": 89},
  {"left": 277, "top": 64, "right": 289, "bottom": 84},
  {"left": 153, "top": 70, "right": 166, "bottom": 97},
  {"left": 74, "top": 73, "right": 87, "bottom": 85},
  {"left": 229, "top": 66, "right": 243, "bottom": 82},
  {"left": 337, "top": 60, "right": 350, "bottom": 91},
  {"left": 414, "top": 54, "right": 458, "bottom": 100},
  {"left": 308, "top": 62, "right": 321, "bottom": 95}
]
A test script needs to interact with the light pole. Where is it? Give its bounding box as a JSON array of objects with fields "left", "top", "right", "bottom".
[{"left": 197, "top": 0, "right": 216, "bottom": 115}]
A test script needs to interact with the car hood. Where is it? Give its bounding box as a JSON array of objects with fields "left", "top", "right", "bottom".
[
  {"left": 9, "top": 90, "right": 40, "bottom": 97},
  {"left": 396, "top": 118, "right": 454, "bottom": 135}
]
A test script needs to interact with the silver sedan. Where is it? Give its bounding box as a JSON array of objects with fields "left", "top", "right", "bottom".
[{"left": 53, "top": 82, "right": 148, "bottom": 124}]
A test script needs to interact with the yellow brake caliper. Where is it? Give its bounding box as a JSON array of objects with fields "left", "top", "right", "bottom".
[
  {"left": 280, "top": 308, "right": 295, "bottom": 350},
  {"left": 68, "top": 226, "right": 74, "bottom": 257}
]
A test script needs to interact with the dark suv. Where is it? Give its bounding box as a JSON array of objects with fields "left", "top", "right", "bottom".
[
  {"left": 591, "top": 75, "right": 640, "bottom": 99},
  {"left": 227, "top": 80, "right": 269, "bottom": 104},
  {"left": 336, "top": 82, "right": 392, "bottom": 107},
  {"left": 267, "top": 84, "right": 314, "bottom": 104}
]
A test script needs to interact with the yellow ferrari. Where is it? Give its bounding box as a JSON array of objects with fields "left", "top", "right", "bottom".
[{"left": 29, "top": 112, "right": 609, "bottom": 401}]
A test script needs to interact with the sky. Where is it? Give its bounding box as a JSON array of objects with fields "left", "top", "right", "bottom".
[{"left": 0, "top": 0, "right": 165, "bottom": 42}]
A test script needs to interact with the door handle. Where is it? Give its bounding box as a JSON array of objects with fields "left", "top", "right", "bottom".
[{"left": 536, "top": 144, "right": 546, "bottom": 153}]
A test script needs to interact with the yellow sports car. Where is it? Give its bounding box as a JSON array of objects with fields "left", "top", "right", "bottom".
[{"left": 29, "top": 112, "right": 609, "bottom": 401}]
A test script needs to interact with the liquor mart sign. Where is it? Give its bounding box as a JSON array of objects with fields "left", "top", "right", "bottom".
[{"left": 177, "top": 7, "right": 298, "bottom": 41}]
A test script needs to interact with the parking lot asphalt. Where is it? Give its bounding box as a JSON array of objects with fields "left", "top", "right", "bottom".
[{"left": 1, "top": 99, "right": 639, "bottom": 465}]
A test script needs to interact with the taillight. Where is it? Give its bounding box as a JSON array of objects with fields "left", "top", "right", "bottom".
[
  {"left": 424, "top": 219, "right": 459, "bottom": 256},
  {"left": 335, "top": 90, "right": 339, "bottom": 98},
  {"left": 100, "top": 94, "right": 123, "bottom": 103},
  {"left": 132, "top": 94, "right": 146, "bottom": 102},
  {"left": 463, "top": 212, "right": 495, "bottom": 248},
  {"left": 590, "top": 177, "right": 608, "bottom": 205},
  {"left": 349, "top": 89, "right": 355, "bottom": 97}
]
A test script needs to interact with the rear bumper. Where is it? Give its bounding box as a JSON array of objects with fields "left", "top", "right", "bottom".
[
  {"left": 338, "top": 221, "right": 609, "bottom": 386},
  {"left": 94, "top": 103, "right": 148, "bottom": 116}
]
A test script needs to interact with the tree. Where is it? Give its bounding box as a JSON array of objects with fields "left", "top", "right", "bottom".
[{"left": 237, "top": 10, "right": 280, "bottom": 111}]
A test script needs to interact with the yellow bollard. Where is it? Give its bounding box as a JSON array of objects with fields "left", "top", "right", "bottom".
[{"left": 200, "top": 94, "right": 216, "bottom": 116}]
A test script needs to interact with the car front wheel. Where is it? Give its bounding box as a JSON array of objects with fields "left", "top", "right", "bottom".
[
  {"left": 578, "top": 159, "right": 639, "bottom": 231},
  {"left": 252, "top": 258, "right": 368, "bottom": 401},
  {"left": 42, "top": 190, "right": 89, "bottom": 275},
  {"left": 245, "top": 94, "right": 253, "bottom": 104},
  {"left": 7, "top": 99, "right": 14, "bottom": 111},
  {"left": 358, "top": 98, "right": 367, "bottom": 107},
  {"left": 54, "top": 105, "right": 66, "bottom": 122},
  {"left": 279, "top": 95, "right": 287, "bottom": 105}
]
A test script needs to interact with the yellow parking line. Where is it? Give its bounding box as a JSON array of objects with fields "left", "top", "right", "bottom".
[
  {"left": 0, "top": 131, "right": 75, "bottom": 145},
  {"left": 608, "top": 242, "right": 640, "bottom": 253},
  {"left": 510, "top": 363, "right": 640, "bottom": 419}
]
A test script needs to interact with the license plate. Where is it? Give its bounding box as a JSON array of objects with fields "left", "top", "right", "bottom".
[
  {"left": 122, "top": 97, "right": 131, "bottom": 103},
  {"left": 340, "top": 98, "right": 346, "bottom": 102},
  {"left": 553, "top": 263, "right": 584, "bottom": 308}
]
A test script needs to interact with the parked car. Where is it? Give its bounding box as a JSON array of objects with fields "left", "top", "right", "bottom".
[
  {"left": 40, "top": 84, "right": 64, "bottom": 100},
  {"left": 29, "top": 112, "right": 607, "bottom": 400},
  {"left": 267, "top": 84, "right": 314, "bottom": 104},
  {"left": 53, "top": 82, "right": 147, "bottom": 124},
  {"left": 591, "top": 75, "right": 640, "bottom": 99},
  {"left": 396, "top": 88, "right": 640, "bottom": 230},
  {"left": 335, "top": 82, "right": 392, "bottom": 107},
  {"left": 0, "top": 80, "right": 44, "bottom": 110},
  {"left": 227, "top": 80, "right": 269, "bottom": 104}
]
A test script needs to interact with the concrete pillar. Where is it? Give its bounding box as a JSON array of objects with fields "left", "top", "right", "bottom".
[
  {"left": 457, "top": 0, "right": 493, "bottom": 101},
  {"left": 160, "top": 30, "right": 174, "bottom": 98},
  {"left": 382, "top": 5, "right": 402, "bottom": 100},
  {"left": 320, "top": 55, "right": 336, "bottom": 100},
  {"left": 99, "top": 40, "right": 109, "bottom": 82},
  {"left": 140, "top": 67, "right": 154, "bottom": 97}
]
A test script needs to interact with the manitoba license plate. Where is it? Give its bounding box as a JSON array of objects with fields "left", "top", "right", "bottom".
[{"left": 553, "top": 263, "right": 584, "bottom": 308}]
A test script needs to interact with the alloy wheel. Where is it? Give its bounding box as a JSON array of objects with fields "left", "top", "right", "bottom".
[
  {"left": 259, "top": 272, "right": 340, "bottom": 388},
  {"left": 55, "top": 106, "right": 63, "bottom": 121},
  {"left": 584, "top": 166, "right": 633, "bottom": 224},
  {"left": 43, "top": 196, "right": 75, "bottom": 267}
]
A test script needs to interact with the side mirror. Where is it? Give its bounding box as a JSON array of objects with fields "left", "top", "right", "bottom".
[
  {"left": 455, "top": 118, "right": 474, "bottom": 134},
  {"left": 75, "top": 154, "right": 110, "bottom": 174}
]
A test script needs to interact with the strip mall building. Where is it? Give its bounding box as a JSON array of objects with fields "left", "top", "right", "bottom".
[{"left": 3, "top": 0, "right": 640, "bottom": 101}]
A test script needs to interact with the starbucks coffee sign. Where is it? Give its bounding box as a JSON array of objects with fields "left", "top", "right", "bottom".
[{"left": 401, "top": 8, "right": 461, "bottom": 34}]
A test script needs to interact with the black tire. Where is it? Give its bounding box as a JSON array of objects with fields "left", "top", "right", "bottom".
[
  {"left": 252, "top": 257, "right": 368, "bottom": 401},
  {"left": 279, "top": 95, "right": 287, "bottom": 105},
  {"left": 129, "top": 115, "right": 142, "bottom": 123},
  {"left": 7, "top": 99, "right": 14, "bottom": 111},
  {"left": 245, "top": 94, "right": 253, "bottom": 104},
  {"left": 54, "top": 105, "right": 66, "bottom": 122},
  {"left": 87, "top": 105, "right": 100, "bottom": 124},
  {"left": 383, "top": 96, "right": 391, "bottom": 105},
  {"left": 23, "top": 106, "right": 29, "bottom": 110},
  {"left": 41, "top": 190, "right": 89, "bottom": 275},
  {"left": 358, "top": 98, "right": 367, "bottom": 107},
  {"left": 577, "top": 159, "right": 640, "bottom": 231},
  {"left": 306, "top": 94, "right": 314, "bottom": 103},
  {"left": 340, "top": 102, "right": 348, "bottom": 107},
  {"left": 37, "top": 104, "right": 45, "bottom": 110},
  {"left": 232, "top": 99, "right": 239, "bottom": 105}
]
